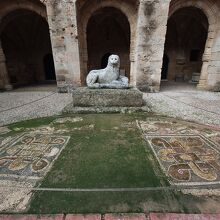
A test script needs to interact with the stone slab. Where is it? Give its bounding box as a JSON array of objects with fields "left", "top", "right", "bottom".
[
  {"left": 66, "top": 214, "right": 101, "bottom": 220},
  {"left": 105, "top": 214, "right": 146, "bottom": 220},
  {"left": 72, "top": 88, "right": 144, "bottom": 107},
  {"left": 0, "top": 216, "right": 37, "bottom": 220},
  {"left": 1, "top": 214, "right": 220, "bottom": 220},
  {"left": 150, "top": 213, "right": 220, "bottom": 220},
  {"left": 38, "top": 215, "right": 64, "bottom": 220},
  {"left": 0, "top": 215, "right": 64, "bottom": 220}
]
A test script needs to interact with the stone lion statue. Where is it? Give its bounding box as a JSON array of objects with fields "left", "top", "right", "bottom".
[{"left": 86, "top": 54, "right": 129, "bottom": 89}]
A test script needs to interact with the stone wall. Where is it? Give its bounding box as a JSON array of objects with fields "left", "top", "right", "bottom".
[
  {"left": 86, "top": 7, "right": 131, "bottom": 83},
  {"left": 76, "top": 0, "right": 138, "bottom": 86},
  {"left": 208, "top": 25, "right": 220, "bottom": 91},
  {"left": 0, "top": 0, "right": 220, "bottom": 92}
]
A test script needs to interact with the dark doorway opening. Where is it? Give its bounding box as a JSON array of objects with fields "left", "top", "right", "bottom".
[
  {"left": 161, "top": 54, "right": 169, "bottom": 80},
  {"left": 44, "top": 54, "right": 56, "bottom": 80},
  {"left": 87, "top": 7, "right": 130, "bottom": 82},
  {"left": 101, "top": 53, "right": 112, "bottom": 69},
  {"left": 1, "top": 9, "right": 55, "bottom": 87},
  {"left": 163, "top": 7, "right": 208, "bottom": 83}
]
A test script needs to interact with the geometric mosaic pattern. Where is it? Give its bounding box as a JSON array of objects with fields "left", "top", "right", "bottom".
[
  {"left": 0, "top": 130, "right": 70, "bottom": 212},
  {"left": 138, "top": 118, "right": 220, "bottom": 186},
  {"left": 0, "top": 120, "right": 73, "bottom": 212},
  {"left": 146, "top": 135, "right": 220, "bottom": 185},
  {"left": 0, "top": 133, "right": 70, "bottom": 180},
  {"left": 138, "top": 119, "right": 192, "bottom": 135},
  {"left": 138, "top": 118, "right": 220, "bottom": 148}
]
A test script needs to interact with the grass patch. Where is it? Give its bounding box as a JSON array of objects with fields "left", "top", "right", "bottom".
[
  {"left": 8, "top": 116, "right": 56, "bottom": 131},
  {"left": 28, "top": 190, "right": 201, "bottom": 214},
  {"left": 40, "top": 115, "right": 164, "bottom": 188}
]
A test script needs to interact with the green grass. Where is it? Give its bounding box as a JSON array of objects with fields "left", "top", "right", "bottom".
[
  {"left": 2, "top": 114, "right": 207, "bottom": 214},
  {"left": 39, "top": 115, "right": 164, "bottom": 189}
]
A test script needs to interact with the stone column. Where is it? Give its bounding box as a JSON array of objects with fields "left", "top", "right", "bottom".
[
  {"left": 197, "top": 53, "right": 210, "bottom": 90},
  {"left": 134, "top": 0, "right": 170, "bottom": 92},
  {"left": 0, "top": 41, "right": 12, "bottom": 90},
  {"left": 46, "top": 0, "right": 81, "bottom": 92},
  {"left": 197, "top": 26, "right": 216, "bottom": 90},
  {"left": 206, "top": 27, "right": 220, "bottom": 91}
]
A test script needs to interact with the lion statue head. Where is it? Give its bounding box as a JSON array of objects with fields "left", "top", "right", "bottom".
[{"left": 107, "top": 54, "right": 120, "bottom": 68}]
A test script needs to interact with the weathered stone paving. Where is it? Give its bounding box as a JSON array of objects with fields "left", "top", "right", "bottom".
[
  {"left": 0, "top": 88, "right": 220, "bottom": 127},
  {"left": 0, "top": 91, "right": 72, "bottom": 126},
  {"left": 1, "top": 213, "right": 220, "bottom": 220},
  {"left": 1, "top": 115, "right": 220, "bottom": 213},
  {"left": 144, "top": 89, "right": 220, "bottom": 126}
]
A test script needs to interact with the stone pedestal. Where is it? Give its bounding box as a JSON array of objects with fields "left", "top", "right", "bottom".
[
  {"left": 65, "top": 88, "right": 147, "bottom": 113},
  {"left": 73, "top": 88, "right": 144, "bottom": 107}
]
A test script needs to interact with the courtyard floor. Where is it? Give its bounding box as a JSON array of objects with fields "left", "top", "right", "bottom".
[
  {"left": 0, "top": 82, "right": 219, "bottom": 127},
  {"left": 0, "top": 87, "right": 72, "bottom": 126},
  {"left": 146, "top": 81, "right": 220, "bottom": 126},
  {"left": 0, "top": 84, "right": 220, "bottom": 216},
  {"left": 0, "top": 113, "right": 220, "bottom": 214}
]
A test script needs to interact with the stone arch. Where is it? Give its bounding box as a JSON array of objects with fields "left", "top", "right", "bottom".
[
  {"left": 0, "top": 0, "right": 55, "bottom": 88},
  {"left": 169, "top": 0, "right": 217, "bottom": 25},
  {"left": 87, "top": 7, "right": 131, "bottom": 79},
  {"left": 0, "top": 0, "right": 47, "bottom": 22},
  {"left": 167, "top": 0, "right": 219, "bottom": 88},
  {"left": 76, "top": 0, "right": 138, "bottom": 85}
]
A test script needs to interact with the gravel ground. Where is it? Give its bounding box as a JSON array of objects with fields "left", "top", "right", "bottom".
[
  {"left": 0, "top": 83, "right": 220, "bottom": 127},
  {"left": 144, "top": 83, "right": 220, "bottom": 126},
  {"left": 0, "top": 91, "right": 72, "bottom": 126}
]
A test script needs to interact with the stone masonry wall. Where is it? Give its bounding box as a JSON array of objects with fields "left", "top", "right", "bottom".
[
  {"left": 208, "top": 26, "right": 220, "bottom": 91},
  {"left": 41, "top": 0, "right": 220, "bottom": 92},
  {"left": 1, "top": 0, "right": 220, "bottom": 92},
  {"left": 46, "top": 0, "right": 81, "bottom": 92},
  {"left": 134, "top": 0, "right": 171, "bottom": 92}
]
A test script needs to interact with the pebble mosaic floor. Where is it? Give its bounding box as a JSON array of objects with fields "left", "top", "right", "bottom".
[
  {"left": 138, "top": 118, "right": 220, "bottom": 186},
  {"left": 0, "top": 115, "right": 220, "bottom": 212},
  {"left": 0, "top": 125, "right": 70, "bottom": 212},
  {"left": 0, "top": 133, "right": 70, "bottom": 179}
]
